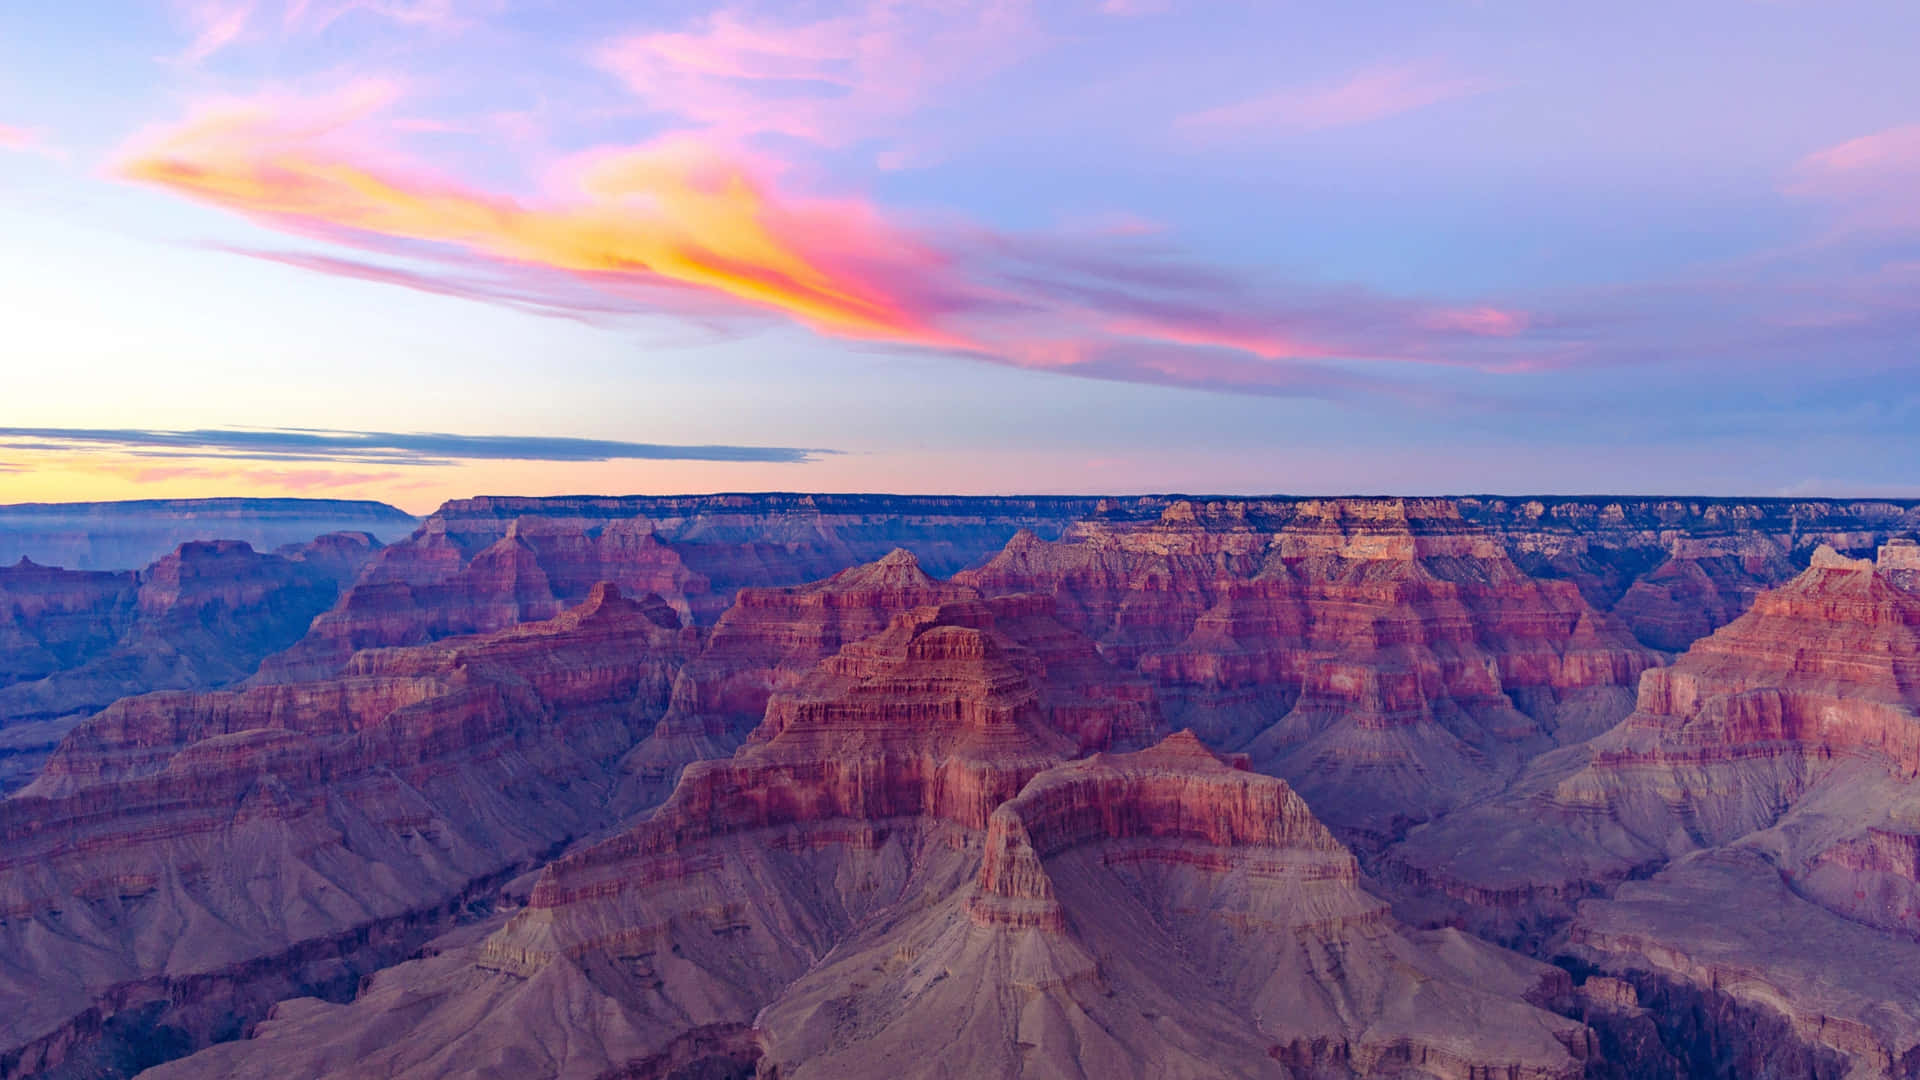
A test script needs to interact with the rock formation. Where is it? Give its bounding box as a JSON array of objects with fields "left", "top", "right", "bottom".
[
  {"left": 0, "top": 494, "right": 1913, "bottom": 1077},
  {"left": 146, "top": 635, "right": 1587, "bottom": 1079},
  {"left": 256, "top": 496, "right": 1098, "bottom": 684},
  {"left": 0, "top": 535, "right": 381, "bottom": 791},
  {"left": 961, "top": 498, "right": 1660, "bottom": 839},
  {"left": 0, "top": 584, "right": 697, "bottom": 1077},
  {"left": 614, "top": 549, "right": 980, "bottom": 807},
  {"left": 1385, "top": 541, "right": 1920, "bottom": 1072}
]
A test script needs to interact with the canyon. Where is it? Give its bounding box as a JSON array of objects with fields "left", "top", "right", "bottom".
[{"left": 0, "top": 493, "right": 1915, "bottom": 1078}]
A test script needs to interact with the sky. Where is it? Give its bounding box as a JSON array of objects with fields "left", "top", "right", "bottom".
[{"left": 2, "top": 0, "right": 1917, "bottom": 513}]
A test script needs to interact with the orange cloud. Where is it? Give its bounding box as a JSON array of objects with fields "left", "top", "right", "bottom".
[
  {"left": 114, "top": 83, "right": 1552, "bottom": 396},
  {"left": 115, "top": 84, "right": 969, "bottom": 347}
]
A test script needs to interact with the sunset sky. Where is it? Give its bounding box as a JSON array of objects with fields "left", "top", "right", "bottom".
[{"left": 4, "top": 1, "right": 1918, "bottom": 513}]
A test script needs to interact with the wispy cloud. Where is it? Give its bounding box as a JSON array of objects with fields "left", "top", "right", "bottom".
[
  {"left": 594, "top": 2, "right": 1035, "bottom": 149},
  {"left": 115, "top": 83, "right": 970, "bottom": 347},
  {"left": 172, "top": 0, "right": 474, "bottom": 63},
  {"left": 115, "top": 82, "right": 1555, "bottom": 400},
  {"left": 0, "top": 123, "right": 67, "bottom": 161},
  {"left": 0, "top": 428, "right": 831, "bottom": 465},
  {"left": 1178, "top": 62, "right": 1495, "bottom": 137},
  {"left": 1787, "top": 124, "right": 1920, "bottom": 230}
]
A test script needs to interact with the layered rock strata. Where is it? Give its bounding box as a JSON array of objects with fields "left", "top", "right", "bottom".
[
  {"left": 0, "top": 584, "right": 696, "bottom": 1076},
  {"left": 147, "top": 606, "right": 1587, "bottom": 1079},
  {"left": 257, "top": 496, "right": 1096, "bottom": 684},
  {"left": 960, "top": 498, "right": 1659, "bottom": 837},
  {"left": 1385, "top": 543, "right": 1920, "bottom": 1072},
  {"left": 0, "top": 535, "right": 381, "bottom": 789},
  {"left": 616, "top": 550, "right": 977, "bottom": 807}
]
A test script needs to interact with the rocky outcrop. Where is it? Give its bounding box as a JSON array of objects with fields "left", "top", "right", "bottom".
[
  {"left": 146, "top": 602, "right": 1586, "bottom": 1079},
  {"left": 615, "top": 550, "right": 977, "bottom": 807},
  {"left": 1383, "top": 543, "right": 1920, "bottom": 1073},
  {"left": 0, "top": 536, "right": 382, "bottom": 790},
  {"left": 960, "top": 498, "right": 1659, "bottom": 838},
  {"left": 256, "top": 496, "right": 1096, "bottom": 684},
  {"left": 0, "top": 584, "right": 696, "bottom": 1076},
  {"left": 0, "top": 498, "right": 415, "bottom": 571},
  {"left": 1456, "top": 496, "right": 1920, "bottom": 629},
  {"left": 1611, "top": 535, "right": 1800, "bottom": 651}
]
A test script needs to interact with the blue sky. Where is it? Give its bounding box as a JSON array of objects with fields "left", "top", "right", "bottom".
[{"left": 3, "top": 1, "right": 1918, "bottom": 511}]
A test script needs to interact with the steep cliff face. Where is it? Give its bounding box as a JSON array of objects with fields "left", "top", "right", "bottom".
[
  {"left": 0, "top": 536, "right": 381, "bottom": 790},
  {"left": 1610, "top": 535, "right": 1800, "bottom": 651},
  {"left": 1384, "top": 542, "right": 1920, "bottom": 1073},
  {"left": 148, "top": 709, "right": 1589, "bottom": 1080},
  {"left": 0, "top": 584, "right": 697, "bottom": 1077},
  {"left": 133, "top": 549, "right": 1598, "bottom": 1078},
  {"left": 961, "top": 498, "right": 1658, "bottom": 838},
  {"left": 257, "top": 496, "right": 1098, "bottom": 684},
  {"left": 616, "top": 550, "right": 978, "bottom": 808}
]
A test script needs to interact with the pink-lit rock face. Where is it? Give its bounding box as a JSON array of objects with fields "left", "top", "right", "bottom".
[
  {"left": 0, "top": 583, "right": 697, "bottom": 1072},
  {"left": 614, "top": 549, "right": 984, "bottom": 809},
  {"left": 253, "top": 495, "right": 1098, "bottom": 684},
  {"left": 962, "top": 498, "right": 1659, "bottom": 837}
]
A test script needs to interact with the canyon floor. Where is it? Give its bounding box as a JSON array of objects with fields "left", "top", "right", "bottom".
[{"left": 1, "top": 493, "right": 1918, "bottom": 1079}]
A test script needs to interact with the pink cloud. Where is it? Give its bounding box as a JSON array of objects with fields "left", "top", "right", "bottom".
[
  {"left": 595, "top": 2, "right": 1035, "bottom": 148},
  {"left": 173, "top": 0, "right": 473, "bottom": 63},
  {"left": 116, "top": 83, "right": 1557, "bottom": 399},
  {"left": 1423, "top": 306, "right": 1529, "bottom": 337},
  {"left": 177, "top": 0, "right": 254, "bottom": 63},
  {"left": 1787, "top": 124, "right": 1920, "bottom": 230},
  {"left": 1178, "top": 63, "right": 1495, "bottom": 137},
  {"left": 0, "top": 123, "right": 68, "bottom": 162}
]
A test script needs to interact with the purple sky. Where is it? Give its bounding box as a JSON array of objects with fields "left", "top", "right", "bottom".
[{"left": 3, "top": 1, "right": 1917, "bottom": 511}]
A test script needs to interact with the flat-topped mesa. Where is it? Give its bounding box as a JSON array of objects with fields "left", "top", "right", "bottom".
[
  {"left": 1271, "top": 496, "right": 1511, "bottom": 562},
  {"left": 0, "top": 582, "right": 699, "bottom": 1069},
  {"left": 969, "top": 732, "right": 1353, "bottom": 932}
]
